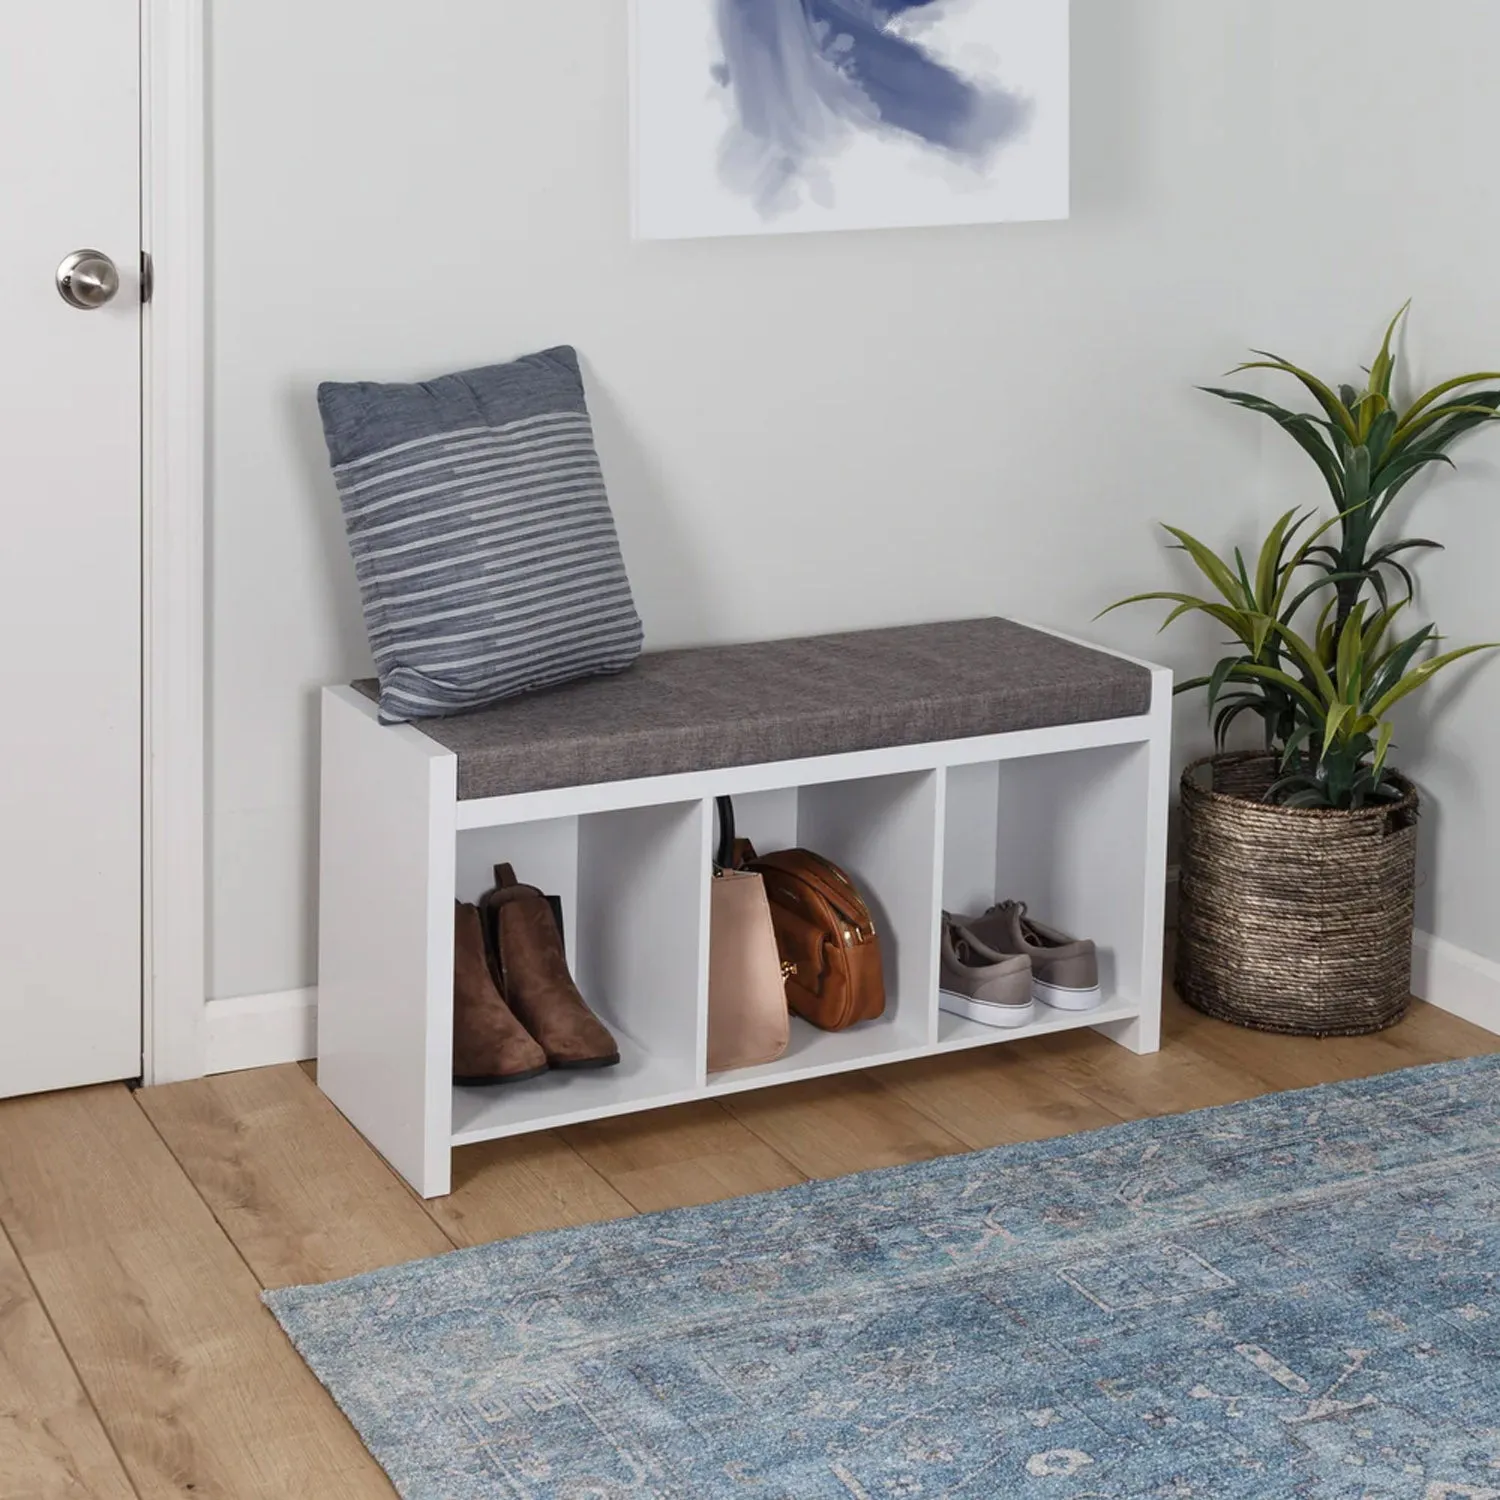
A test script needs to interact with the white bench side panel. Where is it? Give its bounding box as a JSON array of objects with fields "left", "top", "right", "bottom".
[
  {"left": 1095, "top": 664, "right": 1173, "bottom": 1055},
  {"left": 318, "top": 687, "right": 457, "bottom": 1197}
]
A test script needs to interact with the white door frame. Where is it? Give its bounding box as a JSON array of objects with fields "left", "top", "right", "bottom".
[{"left": 141, "top": 0, "right": 207, "bottom": 1084}]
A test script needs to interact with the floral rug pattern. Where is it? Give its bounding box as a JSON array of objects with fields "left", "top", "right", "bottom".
[{"left": 268, "top": 1056, "right": 1500, "bottom": 1498}]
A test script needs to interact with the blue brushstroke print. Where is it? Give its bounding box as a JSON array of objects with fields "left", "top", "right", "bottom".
[{"left": 713, "top": 0, "right": 1032, "bottom": 217}]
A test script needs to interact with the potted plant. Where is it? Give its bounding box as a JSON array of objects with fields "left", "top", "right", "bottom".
[{"left": 1107, "top": 309, "right": 1500, "bottom": 1034}]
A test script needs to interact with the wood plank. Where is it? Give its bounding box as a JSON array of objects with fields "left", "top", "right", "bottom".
[
  {"left": 1377, "top": 999, "right": 1500, "bottom": 1064},
  {"left": 0, "top": 1221, "right": 135, "bottom": 1500},
  {"left": 1017, "top": 1024, "right": 1269, "bottom": 1120},
  {"left": 137, "top": 1064, "right": 453, "bottom": 1289},
  {"left": 427, "top": 1133, "right": 636, "bottom": 1247},
  {"left": 875, "top": 1045, "right": 1125, "bottom": 1149},
  {"left": 1165, "top": 990, "right": 1474, "bottom": 1094},
  {"left": 722, "top": 1071, "right": 967, "bottom": 1178},
  {"left": 0, "top": 1085, "right": 395, "bottom": 1499},
  {"left": 560, "top": 1101, "right": 805, "bottom": 1212}
]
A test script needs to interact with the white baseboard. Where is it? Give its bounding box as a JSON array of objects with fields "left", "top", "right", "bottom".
[
  {"left": 203, "top": 988, "right": 317, "bottom": 1075},
  {"left": 196, "top": 920, "right": 1500, "bottom": 1080},
  {"left": 1411, "top": 932, "right": 1500, "bottom": 1036}
]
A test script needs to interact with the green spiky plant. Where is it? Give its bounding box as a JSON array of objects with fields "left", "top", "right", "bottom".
[
  {"left": 1205, "top": 303, "right": 1500, "bottom": 634},
  {"left": 1100, "top": 507, "right": 1347, "bottom": 751},
  {"left": 1098, "top": 522, "right": 1494, "bottom": 816},
  {"left": 1103, "top": 306, "right": 1500, "bottom": 810},
  {"left": 1237, "top": 602, "right": 1495, "bottom": 808},
  {"left": 1102, "top": 517, "right": 1498, "bottom": 809}
]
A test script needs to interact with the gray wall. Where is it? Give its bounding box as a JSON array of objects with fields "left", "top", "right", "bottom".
[
  {"left": 1249, "top": 8, "right": 1500, "bottom": 959},
  {"left": 207, "top": 1, "right": 1500, "bottom": 1002}
]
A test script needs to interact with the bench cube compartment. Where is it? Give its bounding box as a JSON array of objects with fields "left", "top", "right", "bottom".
[
  {"left": 706, "top": 771, "right": 941, "bottom": 1092},
  {"left": 940, "top": 742, "right": 1161, "bottom": 1053},
  {"left": 452, "top": 801, "right": 709, "bottom": 1144},
  {"left": 317, "top": 619, "right": 1171, "bottom": 1197}
]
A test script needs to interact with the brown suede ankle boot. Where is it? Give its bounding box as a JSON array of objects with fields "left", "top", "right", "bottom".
[
  {"left": 453, "top": 901, "right": 549, "bottom": 1086},
  {"left": 480, "top": 864, "right": 621, "bottom": 1069}
]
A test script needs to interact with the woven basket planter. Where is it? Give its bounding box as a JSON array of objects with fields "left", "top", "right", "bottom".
[{"left": 1176, "top": 752, "right": 1419, "bottom": 1036}]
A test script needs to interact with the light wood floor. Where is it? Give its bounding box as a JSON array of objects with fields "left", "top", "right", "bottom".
[{"left": 1, "top": 988, "right": 1495, "bottom": 1499}]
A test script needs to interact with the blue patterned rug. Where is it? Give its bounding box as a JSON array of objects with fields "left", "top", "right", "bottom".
[{"left": 268, "top": 1057, "right": 1500, "bottom": 1498}]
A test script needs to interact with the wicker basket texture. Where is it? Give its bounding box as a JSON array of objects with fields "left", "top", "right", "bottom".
[{"left": 1176, "top": 752, "right": 1418, "bottom": 1036}]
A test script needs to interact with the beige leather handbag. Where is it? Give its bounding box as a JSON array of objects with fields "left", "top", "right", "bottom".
[{"left": 707, "top": 798, "right": 790, "bottom": 1073}]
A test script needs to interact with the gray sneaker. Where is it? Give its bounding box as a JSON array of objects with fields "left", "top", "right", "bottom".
[
  {"left": 959, "top": 901, "right": 1102, "bottom": 1012},
  {"left": 938, "top": 916, "right": 1036, "bottom": 1029}
]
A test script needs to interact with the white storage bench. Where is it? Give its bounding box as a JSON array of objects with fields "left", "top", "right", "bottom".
[{"left": 318, "top": 618, "right": 1172, "bottom": 1198}]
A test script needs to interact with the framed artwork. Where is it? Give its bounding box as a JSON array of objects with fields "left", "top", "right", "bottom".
[{"left": 631, "top": 1, "right": 1070, "bottom": 241}]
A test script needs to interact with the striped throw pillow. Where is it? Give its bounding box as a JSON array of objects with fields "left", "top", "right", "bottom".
[{"left": 318, "top": 348, "right": 643, "bottom": 723}]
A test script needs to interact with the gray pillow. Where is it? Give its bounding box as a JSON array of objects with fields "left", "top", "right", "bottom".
[{"left": 318, "top": 347, "right": 643, "bottom": 723}]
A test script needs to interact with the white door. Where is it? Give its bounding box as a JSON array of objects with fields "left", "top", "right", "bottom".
[{"left": 0, "top": 3, "right": 143, "bottom": 1096}]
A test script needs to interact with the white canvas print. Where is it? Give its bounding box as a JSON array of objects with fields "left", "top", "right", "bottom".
[{"left": 631, "top": 1, "right": 1070, "bottom": 241}]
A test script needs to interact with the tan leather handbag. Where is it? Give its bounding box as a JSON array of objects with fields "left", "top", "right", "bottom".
[
  {"left": 745, "top": 847, "right": 886, "bottom": 1033},
  {"left": 707, "top": 799, "right": 790, "bottom": 1073}
]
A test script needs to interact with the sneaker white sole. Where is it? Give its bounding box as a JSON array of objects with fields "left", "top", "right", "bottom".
[
  {"left": 939, "top": 989, "right": 1038, "bottom": 1029},
  {"left": 1033, "top": 977, "right": 1104, "bottom": 1012}
]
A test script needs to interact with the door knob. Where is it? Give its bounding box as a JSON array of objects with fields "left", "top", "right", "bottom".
[{"left": 56, "top": 249, "right": 120, "bottom": 310}]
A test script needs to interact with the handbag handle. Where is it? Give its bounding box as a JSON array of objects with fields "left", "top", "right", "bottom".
[
  {"left": 715, "top": 795, "right": 759, "bottom": 872},
  {"left": 715, "top": 795, "right": 735, "bottom": 872}
]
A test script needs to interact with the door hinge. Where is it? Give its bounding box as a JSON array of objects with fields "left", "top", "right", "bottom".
[{"left": 140, "top": 250, "right": 154, "bottom": 306}]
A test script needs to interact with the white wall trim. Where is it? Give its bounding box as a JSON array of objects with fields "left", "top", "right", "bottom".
[
  {"left": 1412, "top": 931, "right": 1500, "bottom": 1036},
  {"left": 195, "top": 926, "right": 1500, "bottom": 1079},
  {"left": 205, "top": 990, "right": 318, "bottom": 1076},
  {"left": 141, "top": 0, "right": 207, "bottom": 1084}
]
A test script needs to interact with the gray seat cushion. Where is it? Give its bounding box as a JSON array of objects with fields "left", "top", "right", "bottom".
[{"left": 357, "top": 619, "right": 1152, "bottom": 800}]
